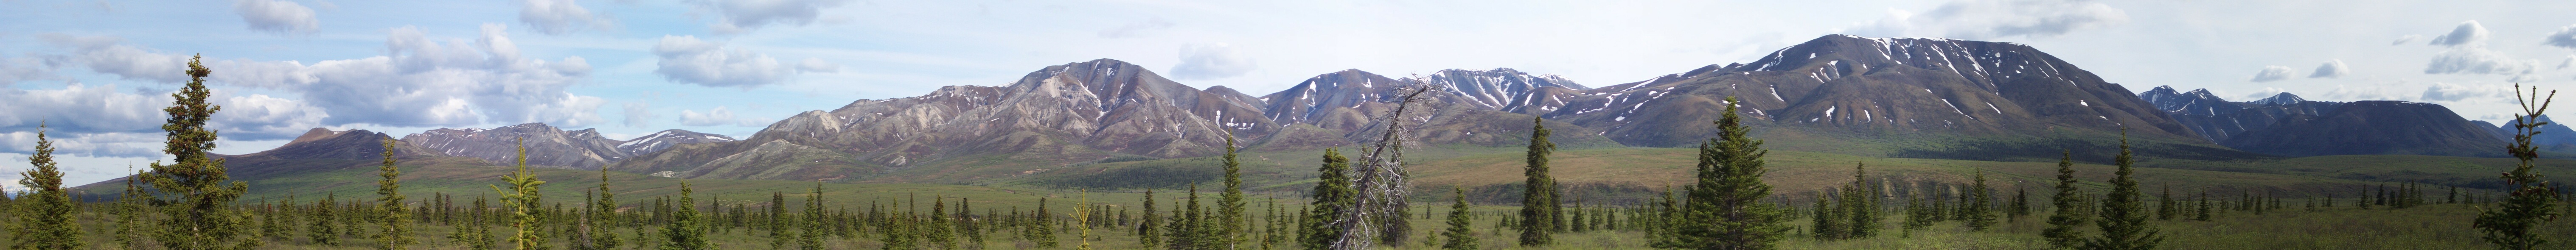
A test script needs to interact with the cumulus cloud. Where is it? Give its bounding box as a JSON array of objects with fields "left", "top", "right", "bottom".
[
  {"left": 2309, "top": 60, "right": 2349, "bottom": 78},
  {"left": 2421, "top": 82, "right": 2514, "bottom": 102},
  {"left": 2428, "top": 20, "right": 2488, "bottom": 47},
  {"left": 0, "top": 131, "right": 164, "bottom": 158},
  {"left": 1170, "top": 43, "right": 1257, "bottom": 80},
  {"left": 233, "top": 0, "right": 320, "bottom": 35},
  {"left": 676, "top": 106, "right": 765, "bottom": 127},
  {"left": 621, "top": 102, "right": 655, "bottom": 128},
  {"left": 1098, "top": 18, "right": 1175, "bottom": 38},
  {"left": 36, "top": 24, "right": 601, "bottom": 128},
  {"left": 521, "top": 0, "right": 614, "bottom": 35},
  {"left": 2544, "top": 25, "right": 2576, "bottom": 49},
  {"left": 2393, "top": 35, "right": 2421, "bottom": 45},
  {"left": 1841, "top": 0, "right": 2129, "bottom": 40},
  {"left": 210, "top": 93, "right": 331, "bottom": 140},
  {"left": 653, "top": 35, "right": 829, "bottom": 87},
  {"left": 0, "top": 84, "right": 172, "bottom": 135},
  {"left": 2250, "top": 66, "right": 2294, "bottom": 82},
  {"left": 693, "top": 0, "right": 853, "bottom": 34},
  {"left": 2425, "top": 47, "right": 2540, "bottom": 75}
]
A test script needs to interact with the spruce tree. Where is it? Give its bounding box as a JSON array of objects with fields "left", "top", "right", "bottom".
[
  {"left": 2010, "top": 188, "right": 2030, "bottom": 221},
  {"left": 1440, "top": 186, "right": 1478, "bottom": 250},
  {"left": 926, "top": 195, "right": 954, "bottom": 250},
  {"left": 145, "top": 55, "right": 261, "bottom": 250},
  {"left": 1169, "top": 184, "right": 1207, "bottom": 250},
  {"left": 117, "top": 169, "right": 148, "bottom": 249},
  {"left": 2193, "top": 193, "right": 2211, "bottom": 222},
  {"left": 2475, "top": 85, "right": 2561, "bottom": 250},
  {"left": 2083, "top": 130, "right": 2163, "bottom": 250},
  {"left": 662, "top": 183, "right": 713, "bottom": 250},
  {"left": 1651, "top": 97, "right": 1790, "bottom": 250},
  {"left": 1141, "top": 189, "right": 1162, "bottom": 248},
  {"left": 1302, "top": 148, "right": 1354, "bottom": 250},
  {"left": 378, "top": 139, "right": 418, "bottom": 250},
  {"left": 1220, "top": 134, "right": 1249, "bottom": 249},
  {"left": 771, "top": 192, "right": 791, "bottom": 249},
  {"left": 2155, "top": 186, "right": 2176, "bottom": 221},
  {"left": 2043, "top": 150, "right": 2088, "bottom": 249},
  {"left": 1963, "top": 170, "right": 1998, "bottom": 231},
  {"left": 1810, "top": 193, "right": 1844, "bottom": 240},
  {"left": 314, "top": 192, "right": 344, "bottom": 246},
  {"left": 1031, "top": 197, "right": 1057, "bottom": 248},
  {"left": 960, "top": 197, "right": 982, "bottom": 246},
  {"left": 1518, "top": 117, "right": 1560, "bottom": 247},
  {"left": 11, "top": 125, "right": 84, "bottom": 250},
  {"left": 496, "top": 139, "right": 550, "bottom": 250},
  {"left": 805, "top": 185, "right": 831, "bottom": 250},
  {"left": 1845, "top": 162, "right": 1880, "bottom": 239},
  {"left": 592, "top": 168, "right": 622, "bottom": 250}
]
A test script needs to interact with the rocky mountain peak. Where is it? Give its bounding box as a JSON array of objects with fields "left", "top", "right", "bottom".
[{"left": 1414, "top": 68, "right": 1590, "bottom": 114}]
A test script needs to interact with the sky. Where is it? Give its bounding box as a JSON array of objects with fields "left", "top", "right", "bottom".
[{"left": 2, "top": 0, "right": 2573, "bottom": 189}]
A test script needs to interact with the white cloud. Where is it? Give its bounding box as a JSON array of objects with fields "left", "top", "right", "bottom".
[
  {"left": 0, "top": 131, "right": 164, "bottom": 158},
  {"left": 0, "top": 84, "right": 170, "bottom": 135},
  {"left": 0, "top": 55, "right": 55, "bottom": 86},
  {"left": 2425, "top": 47, "right": 2540, "bottom": 75},
  {"left": 2559, "top": 55, "right": 2574, "bottom": 69},
  {"left": 621, "top": 102, "right": 655, "bottom": 128},
  {"left": 653, "top": 35, "right": 828, "bottom": 87},
  {"left": 1098, "top": 18, "right": 1175, "bottom": 38},
  {"left": 2309, "top": 60, "right": 2349, "bottom": 78},
  {"left": 2250, "top": 65, "right": 2294, "bottom": 82},
  {"left": 795, "top": 58, "right": 839, "bottom": 73},
  {"left": 521, "top": 0, "right": 613, "bottom": 35},
  {"left": 1170, "top": 43, "right": 1256, "bottom": 80},
  {"left": 2421, "top": 82, "right": 2514, "bottom": 102},
  {"left": 233, "top": 0, "right": 319, "bottom": 35},
  {"left": 2428, "top": 20, "right": 2488, "bottom": 47},
  {"left": 1841, "top": 0, "right": 2130, "bottom": 39},
  {"left": 2239, "top": 87, "right": 2290, "bottom": 100},
  {"left": 2393, "top": 35, "right": 2421, "bottom": 45},
  {"left": 36, "top": 25, "right": 598, "bottom": 128},
  {"left": 211, "top": 93, "right": 329, "bottom": 140},
  {"left": 2544, "top": 25, "right": 2576, "bottom": 49},
  {"left": 693, "top": 0, "right": 853, "bottom": 34},
  {"left": 2319, "top": 85, "right": 2408, "bottom": 101},
  {"left": 676, "top": 106, "right": 765, "bottom": 127}
]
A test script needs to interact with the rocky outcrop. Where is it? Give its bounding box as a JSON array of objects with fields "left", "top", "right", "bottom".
[{"left": 403, "top": 123, "right": 730, "bottom": 169}]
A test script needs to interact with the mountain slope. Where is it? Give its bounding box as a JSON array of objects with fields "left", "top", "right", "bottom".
[
  {"left": 2138, "top": 87, "right": 2340, "bottom": 142},
  {"left": 1539, "top": 34, "right": 2232, "bottom": 161},
  {"left": 2222, "top": 101, "right": 2505, "bottom": 157},
  {"left": 399, "top": 123, "right": 734, "bottom": 169}
]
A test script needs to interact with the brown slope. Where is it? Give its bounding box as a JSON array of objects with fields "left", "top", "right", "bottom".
[{"left": 612, "top": 59, "right": 1285, "bottom": 181}]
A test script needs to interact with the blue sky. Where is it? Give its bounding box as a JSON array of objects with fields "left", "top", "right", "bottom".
[{"left": 3, "top": 0, "right": 2573, "bottom": 188}]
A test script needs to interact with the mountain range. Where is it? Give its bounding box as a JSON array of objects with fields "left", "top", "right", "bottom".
[{"left": 97, "top": 34, "right": 2544, "bottom": 187}]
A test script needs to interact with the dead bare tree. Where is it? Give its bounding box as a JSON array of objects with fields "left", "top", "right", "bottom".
[{"left": 1330, "top": 83, "right": 1443, "bottom": 250}]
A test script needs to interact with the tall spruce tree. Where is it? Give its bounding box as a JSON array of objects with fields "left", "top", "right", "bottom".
[
  {"left": 770, "top": 192, "right": 791, "bottom": 249},
  {"left": 1518, "top": 117, "right": 1560, "bottom": 247},
  {"left": 1302, "top": 148, "right": 1354, "bottom": 250},
  {"left": 1031, "top": 197, "right": 1057, "bottom": 248},
  {"left": 11, "top": 125, "right": 84, "bottom": 250},
  {"left": 1142, "top": 189, "right": 1163, "bottom": 248},
  {"left": 1846, "top": 162, "right": 1880, "bottom": 239},
  {"left": 927, "top": 195, "right": 954, "bottom": 250},
  {"left": 117, "top": 169, "right": 148, "bottom": 249},
  {"left": 314, "top": 193, "right": 344, "bottom": 246},
  {"left": 1964, "top": 170, "right": 1998, "bottom": 231},
  {"left": 495, "top": 139, "right": 550, "bottom": 250},
  {"left": 2475, "top": 84, "right": 2561, "bottom": 250},
  {"left": 592, "top": 168, "right": 622, "bottom": 250},
  {"left": 662, "top": 183, "right": 713, "bottom": 250},
  {"left": 1440, "top": 186, "right": 1478, "bottom": 250},
  {"left": 2011, "top": 188, "right": 2030, "bottom": 221},
  {"left": 1651, "top": 97, "right": 1790, "bottom": 250},
  {"left": 1220, "top": 134, "right": 1249, "bottom": 249},
  {"left": 146, "top": 55, "right": 262, "bottom": 250},
  {"left": 807, "top": 185, "right": 831, "bottom": 250},
  {"left": 2084, "top": 131, "right": 2163, "bottom": 250},
  {"left": 2156, "top": 186, "right": 2177, "bottom": 221},
  {"left": 2043, "top": 150, "right": 2089, "bottom": 249},
  {"left": 378, "top": 139, "right": 418, "bottom": 250}
]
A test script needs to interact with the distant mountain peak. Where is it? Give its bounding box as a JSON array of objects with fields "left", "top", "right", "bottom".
[{"left": 2253, "top": 92, "right": 2308, "bottom": 106}]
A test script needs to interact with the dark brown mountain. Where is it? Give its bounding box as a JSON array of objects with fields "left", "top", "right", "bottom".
[
  {"left": 1249, "top": 69, "right": 1616, "bottom": 151},
  {"left": 76, "top": 128, "right": 454, "bottom": 190},
  {"left": 1538, "top": 35, "right": 2240, "bottom": 162},
  {"left": 2221, "top": 101, "right": 2506, "bottom": 157}
]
